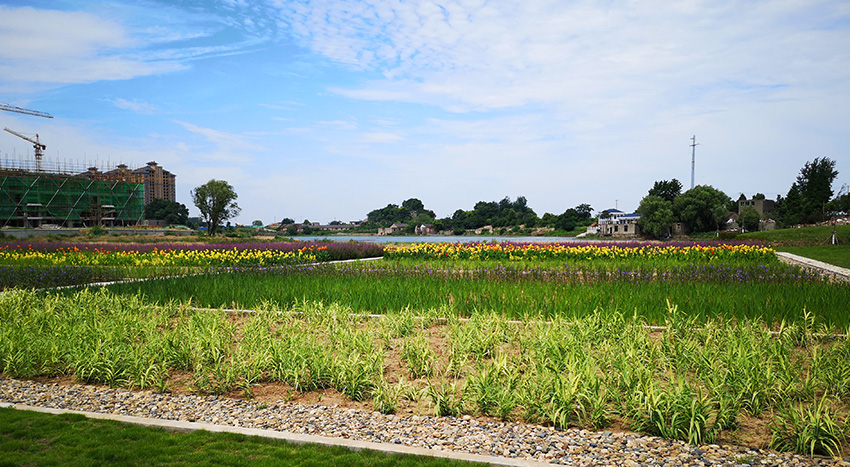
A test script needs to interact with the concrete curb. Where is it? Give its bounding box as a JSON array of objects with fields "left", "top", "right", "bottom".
[
  {"left": 775, "top": 251, "right": 850, "bottom": 281},
  {"left": 0, "top": 402, "right": 550, "bottom": 466}
]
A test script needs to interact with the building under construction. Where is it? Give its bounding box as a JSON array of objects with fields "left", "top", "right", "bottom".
[
  {"left": 1, "top": 104, "right": 177, "bottom": 228},
  {"left": 0, "top": 158, "right": 176, "bottom": 228}
]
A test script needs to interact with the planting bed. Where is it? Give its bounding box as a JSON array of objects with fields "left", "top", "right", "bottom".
[{"left": 1, "top": 240, "right": 849, "bottom": 462}]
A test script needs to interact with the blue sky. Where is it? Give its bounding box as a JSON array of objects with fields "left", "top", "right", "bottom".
[{"left": 1, "top": 0, "right": 848, "bottom": 225}]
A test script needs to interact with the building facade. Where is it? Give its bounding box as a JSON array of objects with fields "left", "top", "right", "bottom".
[
  {"left": 133, "top": 161, "right": 176, "bottom": 205},
  {"left": 598, "top": 208, "right": 642, "bottom": 238}
]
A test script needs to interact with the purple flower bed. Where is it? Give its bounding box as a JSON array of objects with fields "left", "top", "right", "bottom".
[{"left": 0, "top": 265, "right": 122, "bottom": 290}]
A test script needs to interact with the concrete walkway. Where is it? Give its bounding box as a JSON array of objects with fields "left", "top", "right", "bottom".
[
  {"left": 775, "top": 251, "right": 850, "bottom": 282},
  {"left": 0, "top": 402, "right": 547, "bottom": 467}
]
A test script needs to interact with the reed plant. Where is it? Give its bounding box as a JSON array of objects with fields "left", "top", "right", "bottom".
[
  {"left": 89, "top": 261, "right": 850, "bottom": 327},
  {"left": 2, "top": 289, "right": 849, "bottom": 456}
]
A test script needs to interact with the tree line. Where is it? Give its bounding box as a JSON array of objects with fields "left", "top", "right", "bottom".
[
  {"left": 637, "top": 157, "right": 843, "bottom": 238},
  {"left": 356, "top": 196, "right": 594, "bottom": 235}
]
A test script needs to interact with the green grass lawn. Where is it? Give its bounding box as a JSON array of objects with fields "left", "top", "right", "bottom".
[
  {"left": 0, "top": 407, "right": 481, "bottom": 467},
  {"left": 739, "top": 224, "right": 850, "bottom": 246},
  {"left": 777, "top": 245, "right": 850, "bottom": 270}
]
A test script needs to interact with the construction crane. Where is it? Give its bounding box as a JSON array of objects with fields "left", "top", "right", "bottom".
[
  {"left": 4, "top": 127, "right": 46, "bottom": 172},
  {"left": 0, "top": 103, "right": 53, "bottom": 119}
]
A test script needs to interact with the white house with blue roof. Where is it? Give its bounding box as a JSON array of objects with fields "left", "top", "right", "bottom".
[{"left": 598, "top": 208, "right": 642, "bottom": 237}]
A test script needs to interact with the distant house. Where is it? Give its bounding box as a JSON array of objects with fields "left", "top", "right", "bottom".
[
  {"left": 724, "top": 213, "right": 740, "bottom": 232},
  {"left": 598, "top": 209, "right": 641, "bottom": 238},
  {"left": 415, "top": 224, "right": 435, "bottom": 235},
  {"left": 378, "top": 223, "right": 408, "bottom": 235},
  {"left": 738, "top": 198, "right": 775, "bottom": 216},
  {"left": 474, "top": 225, "right": 495, "bottom": 235}
]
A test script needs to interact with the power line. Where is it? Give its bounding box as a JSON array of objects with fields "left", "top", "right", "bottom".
[{"left": 690, "top": 135, "right": 698, "bottom": 190}]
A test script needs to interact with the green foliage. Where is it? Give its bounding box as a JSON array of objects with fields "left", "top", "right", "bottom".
[
  {"left": 781, "top": 157, "right": 839, "bottom": 225},
  {"left": 647, "top": 179, "right": 682, "bottom": 203},
  {"left": 452, "top": 196, "right": 540, "bottom": 230},
  {"left": 540, "top": 204, "right": 594, "bottom": 232},
  {"left": 367, "top": 198, "right": 436, "bottom": 227},
  {"left": 738, "top": 206, "right": 761, "bottom": 232},
  {"left": 770, "top": 395, "right": 848, "bottom": 457},
  {"left": 191, "top": 179, "right": 240, "bottom": 236},
  {"left": 144, "top": 198, "right": 189, "bottom": 225},
  {"left": 637, "top": 195, "right": 674, "bottom": 238},
  {"left": 673, "top": 185, "right": 731, "bottom": 233}
]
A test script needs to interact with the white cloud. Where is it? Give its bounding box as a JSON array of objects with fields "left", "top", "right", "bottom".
[
  {"left": 0, "top": 6, "right": 185, "bottom": 87},
  {"left": 113, "top": 98, "right": 157, "bottom": 115},
  {"left": 281, "top": 0, "right": 850, "bottom": 120},
  {"left": 359, "top": 131, "right": 403, "bottom": 143},
  {"left": 173, "top": 120, "right": 266, "bottom": 163}
]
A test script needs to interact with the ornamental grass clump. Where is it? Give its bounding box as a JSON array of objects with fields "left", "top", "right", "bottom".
[{"left": 770, "top": 395, "right": 848, "bottom": 458}]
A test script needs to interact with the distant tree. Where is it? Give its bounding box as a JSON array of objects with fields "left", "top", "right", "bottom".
[
  {"left": 285, "top": 225, "right": 298, "bottom": 235},
  {"left": 280, "top": 217, "right": 294, "bottom": 225},
  {"left": 637, "top": 195, "right": 674, "bottom": 239},
  {"left": 401, "top": 198, "right": 425, "bottom": 213},
  {"left": 191, "top": 179, "right": 240, "bottom": 236},
  {"left": 673, "top": 185, "right": 731, "bottom": 233},
  {"left": 753, "top": 193, "right": 766, "bottom": 200},
  {"left": 144, "top": 199, "right": 189, "bottom": 225},
  {"left": 738, "top": 206, "right": 761, "bottom": 232},
  {"left": 786, "top": 157, "right": 838, "bottom": 224},
  {"left": 647, "top": 179, "right": 683, "bottom": 203},
  {"left": 303, "top": 219, "right": 311, "bottom": 225},
  {"left": 575, "top": 203, "right": 593, "bottom": 219},
  {"left": 329, "top": 220, "right": 343, "bottom": 225},
  {"left": 252, "top": 220, "right": 263, "bottom": 227},
  {"left": 827, "top": 192, "right": 850, "bottom": 215}
]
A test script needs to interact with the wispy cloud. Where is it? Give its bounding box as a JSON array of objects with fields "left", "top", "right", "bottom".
[
  {"left": 280, "top": 1, "right": 850, "bottom": 120},
  {"left": 173, "top": 120, "right": 266, "bottom": 162},
  {"left": 113, "top": 98, "right": 156, "bottom": 115},
  {"left": 0, "top": 6, "right": 185, "bottom": 87}
]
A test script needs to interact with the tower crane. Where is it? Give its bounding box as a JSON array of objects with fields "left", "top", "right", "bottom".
[
  {"left": 0, "top": 103, "right": 53, "bottom": 119},
  {"left": 4, "top": 127, "right": 46, "bottom": 172}
]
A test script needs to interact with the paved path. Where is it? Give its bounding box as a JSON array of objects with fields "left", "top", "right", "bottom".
[{"left": 775, "top": 251, "right": 850, "bottom": 282}]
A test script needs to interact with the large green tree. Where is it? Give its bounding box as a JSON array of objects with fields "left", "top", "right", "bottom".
[
  {"left": 637, "top": 195, "right": 674, "bottom": 238},
  {"left": 647, "top": 179, "right": 683, "bottom": 203},
  {"left": 144, "top": 199, "right": 189, "bottom": 225},
  {"left": 191, "top": 179, "right": 240, "bottom": 236},
  {"left": 782, "top": 157, "right": 838, "bottom": 224},
  {"left": 673, "top": 185, "right": 731, "bottom": 233},
  {"left": 738, "top": 206, "right": 761, "bottom": 232}
]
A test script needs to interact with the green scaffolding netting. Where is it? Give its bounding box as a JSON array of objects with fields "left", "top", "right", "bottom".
[{"left": 1, "top": 172, "right": 144, "bottom": 226}]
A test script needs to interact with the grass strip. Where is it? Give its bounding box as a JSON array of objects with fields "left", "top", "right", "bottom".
[
  {"left": 777, "top": 246, "right": 850, "bottom": 270},
  {"left": 0, "top": 407, "right": 480, "bottom": 467}
]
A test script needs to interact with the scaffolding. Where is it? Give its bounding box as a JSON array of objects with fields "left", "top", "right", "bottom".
[{"left": 0, "top": 157, "right": 145, "bottom": 228}]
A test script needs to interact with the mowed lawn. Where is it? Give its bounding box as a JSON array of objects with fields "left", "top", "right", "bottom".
[{"left": 0, "top": 407, "right": 481, "bottom": 467}]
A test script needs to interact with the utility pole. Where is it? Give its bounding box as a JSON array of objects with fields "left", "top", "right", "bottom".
[{"left": 690, "top": 135, "right": 698, "bottom": 190}]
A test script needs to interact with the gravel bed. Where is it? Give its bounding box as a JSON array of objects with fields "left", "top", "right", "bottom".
[{"left": 1, "top": 377, "right": 844, "bottom": 466}]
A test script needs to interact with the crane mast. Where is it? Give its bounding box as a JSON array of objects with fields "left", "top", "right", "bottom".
[{"left": 4, "top": 127, "right": 46, "bottom": 172}]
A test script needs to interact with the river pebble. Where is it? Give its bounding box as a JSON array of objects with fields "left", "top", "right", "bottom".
[{"left": 1, "top": 377, "right": 844, "bottom": 466}]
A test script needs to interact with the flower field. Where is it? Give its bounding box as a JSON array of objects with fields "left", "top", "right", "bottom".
[
  {"left": 385, "top": 241, "right": 776, "bottom": 264},
  {"left": 0, "top": 241, "right": 383, "bottom": 286},
  {"left": 95, "top": 246, "right": 850, "bottom": 328},
  {"left": 1, "top": 239, "right": 849, "bottom": 456}
]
